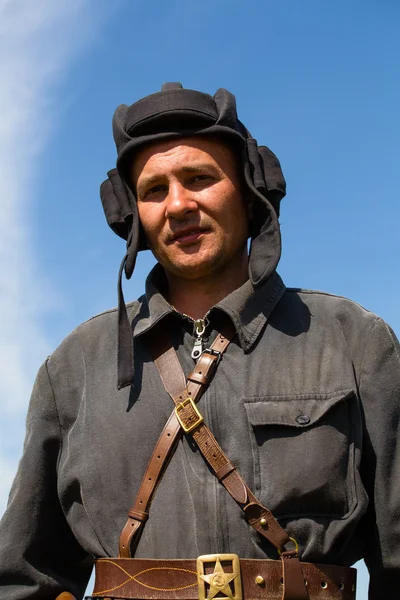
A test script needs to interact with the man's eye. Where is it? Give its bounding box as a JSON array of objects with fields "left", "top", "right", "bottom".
[
  {"left": 189, "top": 174, "right": 212, "bottom": 184},
  {"left": 142, "top": 184, "right": 166, "bottom": 199}
]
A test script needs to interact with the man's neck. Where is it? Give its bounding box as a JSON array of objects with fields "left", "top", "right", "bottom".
[{"left": 165, "top": 261, "right": 249, "bottom": 320}]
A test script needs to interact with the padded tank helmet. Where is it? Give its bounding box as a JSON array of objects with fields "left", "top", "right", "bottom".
[{"left": 100, "top": 83, "right": 286, "bottom": 389}]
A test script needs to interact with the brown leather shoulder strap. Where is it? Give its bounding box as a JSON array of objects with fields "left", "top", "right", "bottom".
[
  {"left": 147, "top": 326, "right": 309, "bottom": 599},
  {"left": 150, "top": 327, "right": 291, "bottom": 553},
  {"left": 118, "top": 321, "right": 308, "bottom": 598},
  {"left": 119, "top": 410, "right": 181, "bottom": 557},
  {"left": 119, "top": 326, "right": 233, "bottom": 558}
]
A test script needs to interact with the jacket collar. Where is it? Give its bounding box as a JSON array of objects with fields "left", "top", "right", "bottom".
[{"left": 132, "top": 263, "right": 286, "bottom": 352}]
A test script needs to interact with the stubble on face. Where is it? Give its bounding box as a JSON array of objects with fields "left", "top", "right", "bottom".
[{"left": 131, "top": 136, "right": 251, "bottom": 292}]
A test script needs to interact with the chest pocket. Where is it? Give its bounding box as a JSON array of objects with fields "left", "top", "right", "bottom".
[{"left": 244, "top": 390, "right": 357, "bottom": 520}]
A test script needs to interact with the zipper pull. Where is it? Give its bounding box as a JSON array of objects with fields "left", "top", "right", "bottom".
[
  {"left": 191, "top": 318, "right": 207, "bottom": 360},
  {"left": 191, "top": 338, "right": 203, "bottom": 360}
]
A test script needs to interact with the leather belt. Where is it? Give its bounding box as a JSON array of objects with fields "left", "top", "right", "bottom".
[{"left": 89, "top": 556, "right": 356, "bottom": 600}]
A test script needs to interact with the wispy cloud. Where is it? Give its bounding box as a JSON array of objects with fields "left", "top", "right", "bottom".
[{"left": 0, "top": 0, "right": 103, "bottom": 513}]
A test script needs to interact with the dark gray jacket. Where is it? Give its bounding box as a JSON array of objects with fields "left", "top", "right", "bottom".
[{"left": 0, "top": 266, "right": 399, "bottom": 600}]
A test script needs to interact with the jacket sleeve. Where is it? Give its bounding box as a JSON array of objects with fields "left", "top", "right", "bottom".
[
  {"left": 0, "top": 360, "right": 93, "bottom": 600},
  {"left": 358, "top": 317, "right": 400, "bottom": 599}
]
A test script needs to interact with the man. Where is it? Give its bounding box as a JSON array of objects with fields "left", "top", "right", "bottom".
[{"left": 0, "top": 83, "right": 399, "bottom": 600}]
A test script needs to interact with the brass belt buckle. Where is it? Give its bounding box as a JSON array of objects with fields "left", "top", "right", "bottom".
[
  {"left": 197, "top": 554, "right": 242, "bottom": 600},
  {"left": 175, "top": 397, "right": 204, "bottom": 433}
]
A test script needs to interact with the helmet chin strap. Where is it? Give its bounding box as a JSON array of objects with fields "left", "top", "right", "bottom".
[{"left": 117, "top": 253, "right": 135, "bottom": 389}]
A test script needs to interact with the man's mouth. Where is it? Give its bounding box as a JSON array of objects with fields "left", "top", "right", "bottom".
[{"left": 169, "top": 227, "right": 209, "bottom": 245}]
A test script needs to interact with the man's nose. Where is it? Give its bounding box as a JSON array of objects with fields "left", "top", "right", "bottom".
[{"left": 165, "top": 182, "right": 197, "bottom": 218}]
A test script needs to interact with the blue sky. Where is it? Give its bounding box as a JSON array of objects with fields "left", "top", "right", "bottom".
[{"left": 0, "top": 1, "right": 399, "bottom": 597}]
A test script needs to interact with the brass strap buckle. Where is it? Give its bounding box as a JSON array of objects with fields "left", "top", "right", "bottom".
[
  {"left": 197, "top": 553, "right": 242, "bottom": 600},
  {"left": 175, "top": 397, "right": 204, "bottom": 433}
]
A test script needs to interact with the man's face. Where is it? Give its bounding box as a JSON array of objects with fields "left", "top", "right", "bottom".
[{"left": 132, "top": 136, "right": 251, "bottom": 283}]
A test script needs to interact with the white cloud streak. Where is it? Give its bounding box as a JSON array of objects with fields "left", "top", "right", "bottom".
[{"left": 0, "top": 0, "right": 101, "bottom": 514}]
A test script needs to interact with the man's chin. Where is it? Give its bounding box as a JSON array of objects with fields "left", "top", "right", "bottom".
[{"left": 160, "top": 255, "right": 219, "bottom": 281}]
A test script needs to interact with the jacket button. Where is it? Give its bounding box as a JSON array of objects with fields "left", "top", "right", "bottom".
[{"left": 296, "top": 415, "right": 310, "bottom": 425}]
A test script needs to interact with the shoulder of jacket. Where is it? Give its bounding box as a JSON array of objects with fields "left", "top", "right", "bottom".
[
  {"left": 285, "top": 287, "right": 369, "bottom": 309},
  {"left": 48, "top": 296, "right": 145, "bottom": 360},
  {"left": 84, "top": 298, "right": 142, "bottom": 324},
  {"left": 283, "top": 287, "right": 382, "bottom": 323},
  {"left": 77, "top": 296, "right": 145, "bottom": 329}
]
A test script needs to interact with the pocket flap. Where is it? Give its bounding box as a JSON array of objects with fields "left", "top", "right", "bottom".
[{"left": 244, "top": 389, "right": 354, "bottom": 428}]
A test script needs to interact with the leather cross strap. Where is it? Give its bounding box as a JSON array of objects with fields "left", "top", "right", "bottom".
[
  {"left": 151, "top": 325, "right": 292, "bottom": 553},
  {"left": 119, "top": 322, "right": 309, "bottom": 600},
  {"left": 118, "top": 325, "right": 233, "bottom": 558},
  {"left": 148, "top": 324, "right": 309, "bottom": 600}
]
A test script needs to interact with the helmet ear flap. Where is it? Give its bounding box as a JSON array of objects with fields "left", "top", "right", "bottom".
[
  {"left": 246, "top": 140, "right": 286, "bottom": 217},
  {"left": 100, "top": 168, "right": 133, "bottom": 241},
  {"left": 100, "top": 168, "right": 141, "bottom": 279},
  {"left": 257, "top": 145, "right": 286, "bottom": 216},
  {"left": 244, "top": 137, "right": 284, "bottom": 287}
]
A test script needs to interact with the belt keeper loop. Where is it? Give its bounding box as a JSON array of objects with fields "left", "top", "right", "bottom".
[
  {"left": 187, "top": 371, "right": 208, "bottom": 386},
  {"left": 128, "top": 509, "right": 149, "bottom": 522},
  {"left": 281, "top": 551, "right": 309, "bottom": 600}
]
